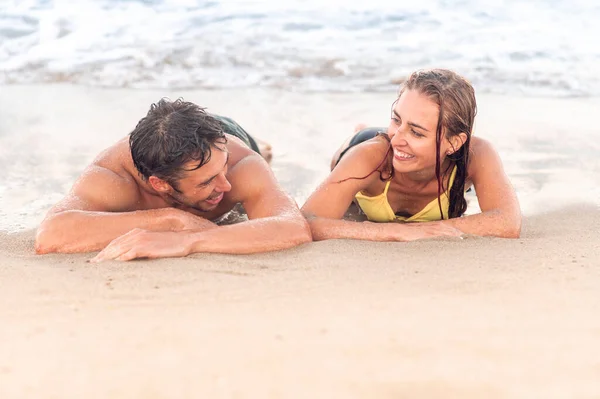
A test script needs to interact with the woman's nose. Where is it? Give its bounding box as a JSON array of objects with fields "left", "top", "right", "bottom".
[
  {"left": 390, "top": 128, "right": 408, "bottom": 146},
  {"left": 387, "top": 125, "right": 396, "bottom": 138}
]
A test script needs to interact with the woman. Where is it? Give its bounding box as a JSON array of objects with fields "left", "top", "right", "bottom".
[{"left": 301, "top": 68, "right": 521, "bottom": 241}]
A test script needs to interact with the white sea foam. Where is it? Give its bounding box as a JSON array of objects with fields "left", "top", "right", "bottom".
[{"left": 1, "top": 0, "right": 598, "bottom": 96}]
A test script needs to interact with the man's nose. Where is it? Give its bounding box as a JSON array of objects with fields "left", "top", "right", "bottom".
[{"left": 215, "top": 173, "right": 232, "bottom": 193}]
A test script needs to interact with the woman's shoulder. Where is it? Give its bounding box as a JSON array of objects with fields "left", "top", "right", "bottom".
[
  {"left": 470, "top": 136, "right": 495, "bottom": 152},
  {"left": 467, "top": 136, "right": 504, "bottom": 179},
  {"left": 335, "top": 134, "right": 392, "bottom": 178},
  {"left": 469, "top": 136, "right": 501, "bottom": 162},
  {"left": 329, "top": 136, "right": 390, "bottom": 190}
]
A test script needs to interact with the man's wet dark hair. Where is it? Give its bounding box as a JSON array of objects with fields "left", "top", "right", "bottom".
[{"left": 129, "top": 98, "right": 227, "bottom": 188}]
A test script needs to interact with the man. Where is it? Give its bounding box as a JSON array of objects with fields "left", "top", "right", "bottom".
[{"left": 35, "top": 98, "right": 311, "bottom": 261}]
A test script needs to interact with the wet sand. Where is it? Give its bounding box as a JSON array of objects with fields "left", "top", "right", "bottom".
[{"left": 0, "top": 85, "right": 599, "bottom": 398}]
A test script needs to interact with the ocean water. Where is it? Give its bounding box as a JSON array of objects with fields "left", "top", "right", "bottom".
[{"left": 1, "top": 0, "right": 599, "bottom": 97}]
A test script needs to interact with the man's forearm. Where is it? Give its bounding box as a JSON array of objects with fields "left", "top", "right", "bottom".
[
  {"left": 36, "top": 208, "right": 187, "bottom": 254},
  {"left": 186, "top": 214, "right": 311, "bottom": 254}
]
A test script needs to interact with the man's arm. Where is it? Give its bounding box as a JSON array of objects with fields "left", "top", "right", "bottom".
[
  {"left": 91, "top": 154, "right": 312, "bottom": 261},
  {"left": 35, "top": 165, "right": 216, "bottom": 254},
  {"left": 186, "top": 155, "right": 312, "bottom": 253}
]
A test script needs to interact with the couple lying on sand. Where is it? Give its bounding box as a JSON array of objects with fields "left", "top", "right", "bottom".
[{"left": 35, "top": 68, "right": 522, "bottom": 262}]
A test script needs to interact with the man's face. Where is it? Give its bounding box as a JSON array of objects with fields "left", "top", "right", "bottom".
[{"left": 166, "top": 146, "right": 232, "bottom": 212}]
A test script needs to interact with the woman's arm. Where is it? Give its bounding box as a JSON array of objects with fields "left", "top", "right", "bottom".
[
  {"left": 443, "top": 137, "right": 522, "bottom": 238},
  {"left": 307, "top": 217, "right": 464, "bottom": 241},
  {"left": 302, "top": 138, "right": 462, "bottom": 241}
]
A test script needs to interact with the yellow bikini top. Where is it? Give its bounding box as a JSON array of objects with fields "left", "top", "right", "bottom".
[{"left": 355, "top": 166, "right": 457, "bottom": 223}]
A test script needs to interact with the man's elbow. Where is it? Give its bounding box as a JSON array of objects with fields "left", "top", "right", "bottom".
[
  {"left": 278, "top": 215, "right": 312, "bottom": 248},
  {"left": 291, "top": 218, "right": 313, "bottom": 245},
  {"left": 501, "top": 226, "right": 521, "bottom": 239},
  {"left": 505, "top": 222, "right": 522, "bottom": 239},
  {"left": 35, "top": 215, "right": 72, "bottom": 254},
  {"left": 34, "top": 224, "right": 58, "bottom": 254}
]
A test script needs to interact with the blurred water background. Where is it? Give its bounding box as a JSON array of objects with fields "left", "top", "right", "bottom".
[{"left": 1, "top": 0, "right": 598, "bottom": 97}]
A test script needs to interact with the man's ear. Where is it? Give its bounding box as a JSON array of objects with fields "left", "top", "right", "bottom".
[
  {"left": 148, "top": 176, "right": 172, "bottom": 193},
  {"left": 448, "top": 132, "right": 468, "bottom": 154}
]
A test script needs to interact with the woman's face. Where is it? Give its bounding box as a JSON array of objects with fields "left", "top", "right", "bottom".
[{"left": 386, "top": 89, "right": 455, "bottom": 174}]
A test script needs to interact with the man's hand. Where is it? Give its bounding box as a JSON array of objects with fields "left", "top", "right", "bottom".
[
  {"left": 90, "top": 228, "right": 193, "bottom": 262},
  {"left": 390, "top": 221, "right": 464, "bottom": 241}
]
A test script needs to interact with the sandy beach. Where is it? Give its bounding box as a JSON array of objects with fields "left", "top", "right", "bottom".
[{"left": 1, "top": 85, "right": 599, "bottom": 398}]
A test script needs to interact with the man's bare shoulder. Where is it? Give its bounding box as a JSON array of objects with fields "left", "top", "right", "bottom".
[
  {"left": 91, "top": 137, "right": 136, "bottom": 176},
  {"left": 54, "top": 138, "right": 143, "bottom": 213},
  {"left": 87, "top": 137, "right": 140, "bottom": 196},
  {"left": 225, "top": 134, "right": 271, "bottom": 179},
  {"left": 224, "top": 137, "right": 278, "bottom": 201},
  {"left": 223, "top": 133, "right": 258, "bottom": 168},
  {"left": 224, "top": 141, "right": 302, "bottom": 222}
]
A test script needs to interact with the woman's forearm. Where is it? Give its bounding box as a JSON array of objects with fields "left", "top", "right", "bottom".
[
  {"left": 307, "top": 215, "right": 465, "bottom": 242},
  {"left": 445, "top": 209, "right": 522, "bottom": 238},
  {"left": 307, "top": 217, "right": 397, "bottom": 241}
]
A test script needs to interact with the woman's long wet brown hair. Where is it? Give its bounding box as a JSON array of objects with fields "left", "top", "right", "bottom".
[{"left": 337, "top": 69, "right": 476, "bottom": 219}]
